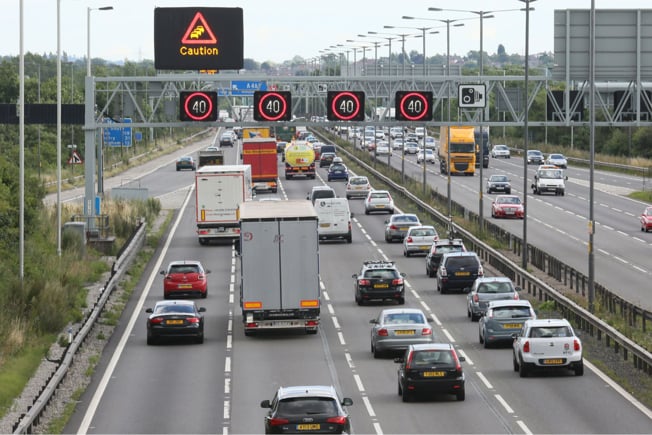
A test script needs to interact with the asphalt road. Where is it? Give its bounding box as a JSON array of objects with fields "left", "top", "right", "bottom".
[{"left": 63, "top": 138, "right": 652, "bottom": 434}]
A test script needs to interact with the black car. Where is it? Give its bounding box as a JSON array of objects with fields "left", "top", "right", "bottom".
[
  {"left": 260, "top": 385, "right": 353, "bottom": 434},
  {"left": 436, "top": 252, "right": 483, "bottom": 294},
  {"left": 486, "top": 174, "right": 511, "bottom": 194},
  {"left": 145, "top": 300, "right": 206, "bottom": 345},
  {"left": 353, "top": 260, "right": 406, "bottom": 305},
  {"left": 320, "top": 152, "right": 336, "bottom": 167},
  {"left": 396, "top": 343, "right": 466, "bottom": 402},
  {"left": 526, "top": 150, "right": 544, "bottom": 165},
  {"left": 425, "top": 239, "right": 467, "bottom": 278}
]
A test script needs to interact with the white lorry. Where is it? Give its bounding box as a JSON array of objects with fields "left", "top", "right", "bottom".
[
  {"left": 195, "top": 165, "right": 253, "bottom": 245},
  {"left": 531, "top": 164, "right": 567, "bottom": 196},
  {"left": 238, "top": 200, "right": 320, "bottom": 336},
  {"left": 512, "top": 318, "right": 584, "bottom": 377}
]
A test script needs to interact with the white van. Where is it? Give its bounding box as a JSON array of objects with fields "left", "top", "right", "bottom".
[{"left": 314, "top": 197, "right": 353, "bottom": 243}]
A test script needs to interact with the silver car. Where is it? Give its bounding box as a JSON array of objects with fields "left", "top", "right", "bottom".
[
  {"left": 345, "top": 176, "right": 372, "bottom": 199},
  {"left": 478, "top": 300, "right": 536, "bottom": 348},
  {"left": 364, "top": 190, "right": 394, "bottom": 214},
  {"left": 466, "top": 277, "right": 521, "bottom": 321},
  {"left": 370, "top": 308, "right": 434, "bottom": 358},
  {"left": 403, "top": 225, "right": 439, "bottom": 257},
  {"left": 545, "top": 153, "right": 568, "bottom": 168},
  {"left": 384, "top": 214, "right": 421, "bottom": 242}
]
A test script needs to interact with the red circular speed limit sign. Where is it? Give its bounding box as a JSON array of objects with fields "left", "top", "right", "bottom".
[
  {"left": 327, "top": 91, "right": 366, "bottom": 121},
  {"left": 254, "top": 91, "right": 292, "bottom": 121},
  {"left": 180, "top": 91, "right": 218, "bottom": 121},
  {"left": 395, "top": 91, "right": 433, "bottom": 121}
]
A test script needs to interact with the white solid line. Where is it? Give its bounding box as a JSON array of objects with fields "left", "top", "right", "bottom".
[
  {"left": 362, "top": 396, "right": 376, "bottom": 417},
  {"left": 476, "top": 371, "right": 493, "bottom": 389},
  {"left": 76, "top": 185, "right": 196, "bottom": 435},
  {"left": 495, "top": 394, "right": 514, "bottom": 413},
  {"left": 354, "top": 374, "right": 365, "bottom": 392},
  {"left": 516, "top": 420, "right": 533, "bottom": 435},
  {"left": 584, "top": 360, "right": 652, "bottom": 420}
]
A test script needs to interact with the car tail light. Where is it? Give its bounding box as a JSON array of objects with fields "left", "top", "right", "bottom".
[
  {"left": 405, "top": 351, "right": 415, "bottom": 369},
  {"left": 405, "top": 236, "right": 413, "bottom": 243},
  {"left": 472, "top": 294, "right": 479, "bottom": 303},
  {"left": 327, "top": 416, "right": 348, "bottom": 425},
  {"left": 433, "top": 235, "right": 439, "bottom": 242},
  {"left": 513, "top": 293, "right": 519, "bottom": 300},
  {"left": 378, "top": 328, "right": 388, "bottom": 336},
  {"left": 421, "top": 327, "right": 432, "bottom": 336},
  {"left": 390, "top": 225, "right": 398, "bottom": 230},
  {"left": 198, "top": 274, "right": 205, "bottom": 281},
  {"left": 187, "top": 317, "right": 200, "bottom": 324},
  {"left": 269, "top": 418, "right": 290, "bottom": 426},
  {"left": 392, "top": 278, "right": 404, "bottom": 286},
  {"left": 439, "top": 268, "right": 447, "bottom": 278},
  {"left": 359, "top": 279, "right": 370, "bottom": 286},
  {"left": 149, "top": 317, "right": 163, "bottom": 325},
  {"left": 523, "top": 340, "right": 530, "bottom": 353},
  {"left": 574, "top": 339, "right": 581, "bottom": 352},
  {"left": 477, "top": 265, "right": 484, "bottom": 277}
]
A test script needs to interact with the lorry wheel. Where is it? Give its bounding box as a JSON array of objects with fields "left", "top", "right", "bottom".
[{"left": 244, "top": 330, "right": 255, "bottom": 337}]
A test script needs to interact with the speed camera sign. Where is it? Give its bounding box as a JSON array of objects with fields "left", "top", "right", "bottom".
[{"left": 458, "top": 84, "right": 486, "bottom": 108}]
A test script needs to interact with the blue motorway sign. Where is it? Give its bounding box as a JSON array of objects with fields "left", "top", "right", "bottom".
[
  {"left": 102, "top": 118, "right": 132, "bottom": 147},
  {"left": 231, "top": 80, "right": 267, "bottom": 96}
]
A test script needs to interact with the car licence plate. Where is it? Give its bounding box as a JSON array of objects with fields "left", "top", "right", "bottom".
[
  {"left": 394, "top": 330, "right": 415, "bottom": 335},
  {"left": 166, "top": 319, "right": 183, "bottom": 325},
  {"left": 420, "top": 246, "right": 429, "bottom": 250},
  {"left": 373, "top": 283, "right": 389, "bottom": 289},
  {"left": 320, "top": 223, "right": 330, "bottom": 228},
  {"left": 455, "top": 271, "right": 471, "bottom": 276},
  {"left": 506, "top": 209, "right": 515, "bottom": 214},
  {"left": 543, "top": 358, "right": 563, "bottom": 365},
  {"left": 178, "top": 284, "right": 192, "bottom": 289},
  {"left": 399, "top": 227, "right": 408, "bottom": 231},
  {"left": 297, "top": 424, "right": 320, "bottom": 431},
  {"left": 423, "top": 371, "right": 445, "bottom": 377},
  {"left": 503, "top": 323, "right": 522, "bottom": 329},
  {"left": 375, "top": 205, "right": 386, "bottom": 208}
]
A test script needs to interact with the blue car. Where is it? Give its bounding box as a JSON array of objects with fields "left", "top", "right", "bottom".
[{"left": 327, "top": 163, "right": 349, "bottom": 182}]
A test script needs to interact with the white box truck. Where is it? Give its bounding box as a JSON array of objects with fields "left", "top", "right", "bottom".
[
  {"left": 195, "top": 164, "right": 253, "bottom": 245},
  {"left": 238, "top": 200, "right": 320, "bottom": 336}
]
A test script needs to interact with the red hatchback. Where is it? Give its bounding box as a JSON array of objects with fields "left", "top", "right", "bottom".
[
  {"left": 161, "top": 260, "right": 210, "bottom": 299},
  {"left": 640, "top": 206, "right": 652, "bottom": 232},
  {"left": 491, "top": 195, "right": 525, "bottom": 219}
]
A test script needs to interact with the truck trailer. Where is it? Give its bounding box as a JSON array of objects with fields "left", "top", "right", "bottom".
[
  {"left": 238, "top": 200, "right": 320, "bottom": 336},
  {"left": 195, "top": 165, "right": 253, "bottom": 245},
  {"left": 242, "top": 137, "right": 279, "bottom": 193}
]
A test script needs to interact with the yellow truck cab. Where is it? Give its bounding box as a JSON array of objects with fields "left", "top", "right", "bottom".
[{"left": 438, "top": 126, "right": 476, "bottom": 175}]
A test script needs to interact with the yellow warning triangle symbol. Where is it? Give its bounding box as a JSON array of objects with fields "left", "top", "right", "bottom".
[{"left": 181, "top": 12, "right": 218, "bottom": 45}]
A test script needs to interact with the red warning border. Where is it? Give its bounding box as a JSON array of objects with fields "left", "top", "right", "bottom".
[{"left": 181, "top": 12, "right": 218, "bottom": 45}]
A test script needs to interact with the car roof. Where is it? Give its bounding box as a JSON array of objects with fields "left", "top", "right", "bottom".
[
  {"left": 276, "top": 385, "right": 339, "bottom": 400},
  {"left": 311, "top": 185, "right": 335, "bottom": 192},
  {"left": 407, "top": 225, "right": 435, "bottom": 232},
  {"left": 524, "top": 318, "right": 571, "bottom": 327},
  {"left": 474, "top": 277, "right": 513, "bottom": 284},
  {"left": 168, "top": 260, "right": 202, "bottom": 267},
  {"left": 488, "top": 300, "right": 533, "bottom": 309},
  {"left": 349, "top": 175, "right": 368, "bottom": 181},
  {"left": 442, "top": 251, "right": 478, "bottom": 259},
  {"left": 379, "top": 307, "right": 427, "bottom": 316},
  {"left": 391, "top": 213, "right": 418, "bottom": 218},
  {"left": 434, "top": 238, "right": 464, "bottom": 245},
  {"left": 153, "top": 299, "right": 196, "bottom": 308},
  {"left": 409, "top": 343, "right": 454, "bottom": 352}
]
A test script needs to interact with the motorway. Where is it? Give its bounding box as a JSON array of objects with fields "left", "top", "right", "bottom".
[{"left": 60, "top": 133, "right": 652, "bottom": 434}]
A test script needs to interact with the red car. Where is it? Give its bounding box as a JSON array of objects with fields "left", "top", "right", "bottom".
[
  {"left": 491, "top": 195, "right": 524, "bottom": 219},
  {"left": 161, "top": 260, "right": 210, "bottom": 299},
  {"left": 641, "top": 206, "right": 652, "bottom": 232}
]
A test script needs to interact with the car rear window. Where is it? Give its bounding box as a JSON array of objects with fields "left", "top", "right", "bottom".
[
  {"left": 412, "top": 350, "right": 453, "bottom": 365},
  {"left": 278, "top": 398, "right": 338, "bottom": 416},
  {"left": 350, "top": 178, "right": 368, "bottom": 185},
  {"left": 394, "top": 215, "right": 419, "bottom": 223},
  {"left": 529, "top": 326, "right": 572, "bottom": 338},
  {"left": 364, "top": 269, "right": 399, "bottom": 279},
  {"left": 492, "top": 306, "right": 532, "bottom": 319},
  {"left": 437, "top": 245, "right": 464, "bottom": 255},
  {"left": 169, "top": 265, "right": 200, "bottom": 274},
  {"left": 155, "top": 304, "right": 195, "bottom": 314},
  {"left": 384, "top": 313, "right": 424, "bottom": 324},
  {"left": 411, "top": 228, "right": 436, "bottom": 237},
  {"left": 370, "top": 193, "right": 389, "bottom": 199},
  {"left": 445, "top": 256, "right": 478, "bottom": 269},
  {"left": 477, "top": 282, "right": 514, "bottom": 294}
]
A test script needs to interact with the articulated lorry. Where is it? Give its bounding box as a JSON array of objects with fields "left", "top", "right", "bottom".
[
  {"left": 238, "top": 200, "right": 320, "bottom": 336},
  {"left": 242, "top": 137, "right": 278, "bottom": 193},
  {"left": 474, "top": 126, "right": 490, "bottom": 169},
  {"left": 195, "top": 165, "right": 253, "bottom": 245},
  {"left": 438, "top": 126, "right": 476, "bottom": 175}
]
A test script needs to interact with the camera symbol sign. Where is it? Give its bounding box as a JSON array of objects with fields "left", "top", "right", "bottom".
[{"left": 458, "top": 84, "right": 486, "bottom": 108}]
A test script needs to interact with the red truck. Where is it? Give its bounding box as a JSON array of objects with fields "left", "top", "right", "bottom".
[{"left": 242, "top": 137, "right": 279, "bottom": 193}]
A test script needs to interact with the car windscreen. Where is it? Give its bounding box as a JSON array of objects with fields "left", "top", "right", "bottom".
[
  {"left": 278, "top": 398, "right": 338, "bottom": 416},
  {"left": 155, "top": 304, "right": 195, "bottom": 314}
]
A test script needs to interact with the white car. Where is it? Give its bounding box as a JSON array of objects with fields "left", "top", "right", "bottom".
[
  {"left": 403, "top": 141, "right": 419, "bottom": 154},
  {"left": 392, "top": 138, "right": 405, "bottom": 150},
  {"left": 491, "top": 144, "right": 511, "bottom": 158},
  {"left": 512, "top": 318, "right": 584, "bottom": 377},
  {"left": 403, "top": 225, "right": 439, "bottom": 257},
  {"left": 415, "top": 127, "right": 426, "bottom": 138},
  {"left": 416, "top": 149, "right": 436, "bottom": 164},
  {"left": 364, "top": 190, "right": 395, "bottom": 215},
  {"left": 390, "top": 127, "right": 404, "bottom": 139},
  {"left": 375, "top": 142, "right": 391, "bottom": 155},
  {"left": 424, "top": 136, "right": 438, "bottom": 149},
  {"left": 545, "top": 153, "right": 568, "bottom": 169}
]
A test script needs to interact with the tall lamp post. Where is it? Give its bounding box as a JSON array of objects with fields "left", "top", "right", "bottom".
[
  {"left": 57, "top": 0, "right": 62, "bottom": 256},
  {"left": 518, "top": 0, "right": 536, "bottom": 269}
]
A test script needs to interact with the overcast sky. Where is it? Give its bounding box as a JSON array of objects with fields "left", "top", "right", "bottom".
[{"left": 2, "top": 0, "right": 650, "bottom": 64}]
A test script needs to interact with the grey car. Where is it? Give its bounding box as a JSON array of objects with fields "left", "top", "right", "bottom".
[
  {"left": 486, "top": 174, "right": 511, "bottom": 194},
  {"left": 384, "top": 214, "right": 421, "bottom": 242},
  {"left": 466, "top": 277, "right": 522, "bottom": 321},
  {"left": 370, "top": 308, "right": 434, "bottom": 358},
  {"left": 478, "top": 300, "right": 536, "bottom": 348}
]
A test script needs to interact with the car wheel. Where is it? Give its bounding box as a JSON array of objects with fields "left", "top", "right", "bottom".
[
  {"left": 244, "top": 329, "right": 255, "bottom": 337},
  {"left": 346, "top": 233, "right": 352, "bottom": 244},
  {"left": 398, "top": 382, "right": 402, "bottom": 396},
  {"left": 196, "top": 335, "right": 204, "bottom": 344},
  {"left": 365, "top": 209, "right": 370, "bottom": 215},
  {"left": 402, "top": 388, "right": 411, "bottom": 402},
  {"left": 479, "top": 329, "right": 484, "bottom": 344},
  {"left": 456, "top": 389, "right": 465, "bottom": 401},
  {"left": 404, "top": 250, "right": 409, "bottom": 257},
  {"left": 146, "top": 335, "right": 156, "bottom": 345},
  {"left": 574, "top": 360, "right": 584, "bottom": 376},
  {"left": 471, "top": 311, "right": 479, "bottom": 322},
  {"left": 201, "top": 291, "right": 207, "bottom": 299},
  {"left": 513, "top": 351, "right": 520, "bottom": 372},
  {"left": 398, "top": 297, "right": 405, "bottom": 305},
  {"left": 373, "top": 347, "right": 382, "bottom": 359},
  {"left": 519, "top": 357, "right": 529, "bottom": 378},
  {"left": 346, "top": 195, "right": 351, "bottom": 200},
  {"left": 385, "top": 234, "right": 391, "bottom": 242}
]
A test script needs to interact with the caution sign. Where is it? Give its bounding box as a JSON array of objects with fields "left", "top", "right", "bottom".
[
  {"left": 68, "top": 150, "right": 83, "bottom": 165},
  {"left": 154, "top": 7, "right": 243, "bottom": 71}
]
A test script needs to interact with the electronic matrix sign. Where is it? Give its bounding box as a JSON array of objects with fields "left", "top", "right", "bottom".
[
  {"left": 326, "top": 91, "right": 365, "bottom": 121},
  {"left": 253, "top": 91, "right": 292, "bottom": 121},
  {"left": 179, "top": 91, "right": 218, "bottom": 121},
  {"left": 395, "top": 91, "right": 433, "bottom": 121}
]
